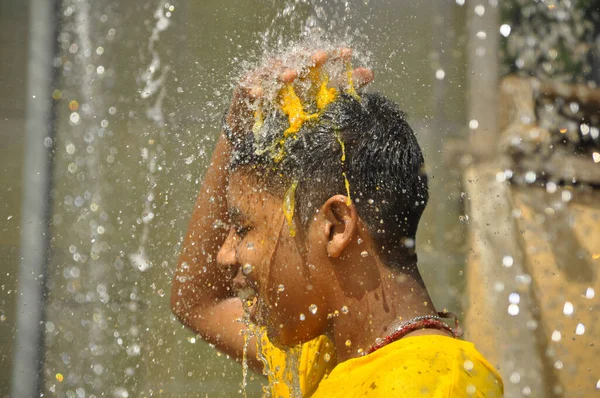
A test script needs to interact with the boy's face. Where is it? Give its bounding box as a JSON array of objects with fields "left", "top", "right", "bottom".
[{"left": 217, "top": 169, "right": 333, "bottom": 347}]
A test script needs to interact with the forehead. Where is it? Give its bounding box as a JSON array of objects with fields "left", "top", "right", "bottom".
[{"left": 227, "top": 169, "right": 283, "bottom": 219}]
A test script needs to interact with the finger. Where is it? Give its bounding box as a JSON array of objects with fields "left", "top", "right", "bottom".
[
  {"left": 332, "top": 47, "right": 353, "bottom": 62},
  {"left": 248, "top": 85, "right": 264, "bottom": 99},
  {"left": 311, "top": 50, "right": 328, "bottom": 68},
  {"left": 278, "top": 68, "right": 298, "bottom": 84},
  {"left": 352, "top": 67, "right": 374, "bottom": 89}
]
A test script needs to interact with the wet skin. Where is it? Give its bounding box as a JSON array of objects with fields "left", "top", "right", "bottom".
[
  {"left": 171, "top": 47, "right": 448, "bottom": 369},
  {"left": 217, "top": 170, "right": 333, "bottom": 346}
]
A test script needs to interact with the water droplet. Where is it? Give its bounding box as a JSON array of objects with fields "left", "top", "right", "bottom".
[
  {"left": 357, "top": 238, "right": 363, "bottom": 244},
  {"left": 508, "top": 304, "right": 519, "bottom": 316},
  {"left": 246, "top": 242, "right": 254, "bottom": 250},
  {"left": 469, "top": 119, "right": 479, "bottom": 129},
  {"left": 360, "top": 251, "right": 369, "bottom": 257},
  {"left": 551, "top": 330, "right": 562, "bottom": 342},
  {"left": 299, "top": 313, "right": 306, "bottom": 321},
  {"left": 585, "top": 287, "right": 595, "bottom": 299},
  {"left": 435, "top": 69, "right": 445, "bottom": 80},
  {"left": 126, "top": 344, "right": 141, "bottom": 356},
  {"left": 499, "top": 24, "right": 511, "bottom": 37},
  {"left": 563, "top": 301, "right": 574, "bottom": 316},
  {"left": 309, "top": 304, "right": 318, "bottom": 315},
  {"left": 464, "top": 360, "right": 474, "bottom": 371},
  {"left": 546, "top": 181, "right": 557, "bottom": 193},
  {"left": 70, "top": 112, "right": 80, "bottom": 125},
  {"left": 509, "top": 372, "right": 520, "bottom": 384},
  {"left": 509, "top": 293, "right": 520, "bottom": 304},
  {"left": 593, "top": 152, "right": 600, "bottom": 163},
  {"left": 554, "top": 360, "right": 563, "bottom": 370},
  {"left": 576, "top": 323, "right": 585, "bottom": 335},
  {"left": 242, "top": 263, "right": 253, "bottom": 275},
  {"left": 341, "top": 305, "right": 349, "bottom": 314},
  {"left": 277, "top": 284, "right": 285, "bottom": 292},
  {"left": 525, "top": 171, "right": 537, "bottom": 183},
  {"left": 345, "top": 339, "right": 352, "bottom": 347},
  {"left": 323, "top": 353, "right": 331, "bottom": 362},
  {"left": 142, "top": 211, "right": 154, "bottom": 223},
  {"left": 502, "top": 255, "right": 514, "bottom": 268},
  {"left": 474, "top": 5, "right": 485, "bottom": 16}
]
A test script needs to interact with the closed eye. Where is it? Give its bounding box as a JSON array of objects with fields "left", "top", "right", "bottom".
[{"left": 235, "top": 225, "right": 251, "bottom": 238}]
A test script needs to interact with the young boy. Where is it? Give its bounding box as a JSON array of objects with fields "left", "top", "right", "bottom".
[{"left": 171, "top": 47, "right": 504, "bottom": 397}]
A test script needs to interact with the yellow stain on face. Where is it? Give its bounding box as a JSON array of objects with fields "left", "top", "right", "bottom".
[{"left": 282, "top": 181, "right": 298, "bottom": 237}]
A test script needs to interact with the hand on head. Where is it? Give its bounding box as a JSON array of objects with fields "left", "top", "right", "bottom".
[{"left": 225, "top": 47, "right": 374, "bottom": 140}]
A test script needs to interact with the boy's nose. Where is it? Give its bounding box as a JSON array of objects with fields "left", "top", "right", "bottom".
[{"left": 216, "top": 227, "right": 238, "bottom": 269}]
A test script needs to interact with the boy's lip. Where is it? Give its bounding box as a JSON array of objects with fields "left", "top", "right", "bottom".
[
  {"left": 232, "top": 268, "right": 248, "bottom": 292},
  {"left": 232, "top": 266, "right": 259, "bottom": 293}
]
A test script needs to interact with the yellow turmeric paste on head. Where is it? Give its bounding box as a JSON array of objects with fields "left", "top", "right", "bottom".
[{"left": 280, "top": 84, "right": 318, "bottom": 137}]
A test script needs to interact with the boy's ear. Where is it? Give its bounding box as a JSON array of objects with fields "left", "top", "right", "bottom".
[{"left": 321, "top": 195, "right": 358, "bottom": 258}]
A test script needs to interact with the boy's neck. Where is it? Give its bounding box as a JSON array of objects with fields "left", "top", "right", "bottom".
[{"left": 328, "top": 260, "right": 438, "bottom": 363}]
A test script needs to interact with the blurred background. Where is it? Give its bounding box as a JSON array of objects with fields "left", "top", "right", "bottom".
[{"left": 1, "top": 0, "right": 599, "bottom": 397}]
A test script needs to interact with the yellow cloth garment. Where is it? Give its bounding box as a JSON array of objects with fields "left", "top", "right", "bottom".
[
  {"left": 260, "top": 334, "right": 335, "bottom": 398},
  {"left": 311, "top": 335, "right": 504, "bottom": 397}
]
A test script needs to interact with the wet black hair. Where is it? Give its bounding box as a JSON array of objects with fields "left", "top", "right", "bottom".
[{"left": 229, "top": 92, "right": 428, "bottom": 262}]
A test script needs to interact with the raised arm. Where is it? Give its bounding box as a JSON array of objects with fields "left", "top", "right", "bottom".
[
  {"left": 170, "top": 129, "right": 262, "bottom": 362},
  {"left": 170, "top": 47, "right": 373, "bottom": 372}
]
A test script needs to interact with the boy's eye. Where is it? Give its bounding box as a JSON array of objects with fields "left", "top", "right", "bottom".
[{"left": 235, "top": 226, "right": 251, "bottom": 238}]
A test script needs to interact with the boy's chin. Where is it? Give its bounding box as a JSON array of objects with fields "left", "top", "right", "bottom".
[{"left": 265, "top": 322, "right": 314, "bottom": 349}]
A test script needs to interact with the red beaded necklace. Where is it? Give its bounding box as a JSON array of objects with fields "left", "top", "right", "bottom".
[{"left": 366, "top": 311, "right": 463, "bottom": 355}]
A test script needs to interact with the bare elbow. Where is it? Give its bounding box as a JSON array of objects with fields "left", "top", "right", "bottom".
[{"left": 170, "top": 276, "right": 188, "bottom": 325}]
